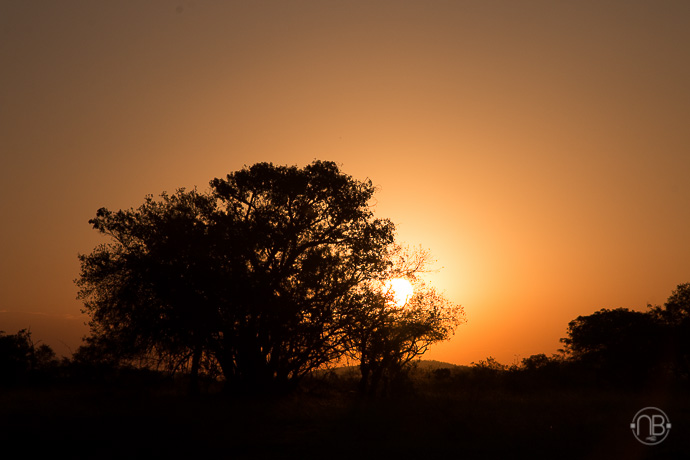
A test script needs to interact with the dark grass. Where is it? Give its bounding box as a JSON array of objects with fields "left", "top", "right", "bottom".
[{"left": 1, "top": 371, "right": 689, "bottom": 459}]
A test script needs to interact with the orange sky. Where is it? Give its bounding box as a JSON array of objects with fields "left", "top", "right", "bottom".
[{"left": 2, "top": 1, "right": 689, "bottom": 365}]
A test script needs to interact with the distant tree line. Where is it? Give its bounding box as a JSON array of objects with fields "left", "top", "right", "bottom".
[
  {"left": 457, "top": 283, "right": 690, "bottom": 390},
  {"left": 4, "top": 282, "right": 689, "bottom": 393}
]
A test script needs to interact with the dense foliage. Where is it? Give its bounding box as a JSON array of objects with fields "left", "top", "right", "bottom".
[{"left": 76, "top": 161, "right": 461, "bottom": 393}]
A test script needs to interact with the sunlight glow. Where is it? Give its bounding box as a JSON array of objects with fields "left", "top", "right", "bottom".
[{"left": 384, "top": 278, "right": 414, "bottom": 307}]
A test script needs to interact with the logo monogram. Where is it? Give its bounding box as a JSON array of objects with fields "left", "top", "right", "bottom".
[{"left": 630, "top": 407, "right": 671, "bottom": 445}]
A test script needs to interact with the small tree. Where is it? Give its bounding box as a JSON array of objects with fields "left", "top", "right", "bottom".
[
  {"left": 345, "top": 247, "right": 464, "bottom": 396},
  {"left": 0, "top": 329, "right": 57, "bottom": 386},
  {"left": 472, "top": 356, "right": 507, "bottom": 371},
  {"left": 521, "top": 354, "right": 550, "bottom": 371}
]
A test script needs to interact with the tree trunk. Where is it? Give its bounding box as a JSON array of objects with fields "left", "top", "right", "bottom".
[
  {"left": 358, "top": 360, "right": 371, "bottom": 396},
  {"left": 189, "top": 347, "right": 201, "bottom": 396}
]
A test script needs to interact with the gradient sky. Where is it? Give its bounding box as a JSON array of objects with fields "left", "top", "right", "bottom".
[{"left": 2, "top": 1, "right": 689, "bottom": 365}]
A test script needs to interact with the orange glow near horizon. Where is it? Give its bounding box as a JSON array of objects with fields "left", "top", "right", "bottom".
[{"left": 2, "top": 1, "right": 690, "bottom": 366}]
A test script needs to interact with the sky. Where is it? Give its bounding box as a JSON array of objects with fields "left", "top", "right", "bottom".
[{"left": 1, "top": 0, "right": 689, "bottom": 365}]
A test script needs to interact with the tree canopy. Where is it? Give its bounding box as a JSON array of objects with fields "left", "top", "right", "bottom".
[
  {"left": 560, "top": 284, "right": 690, "bottom": 385},
  {"left": 77, "top": 161, "right": 461, "bottom": 393},
  {"left": 560, "top": 308, "right": 662, "bottom": 383}
]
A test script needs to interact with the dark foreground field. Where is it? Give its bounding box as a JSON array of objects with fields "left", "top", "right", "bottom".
[{"left": 1, "top": 369, "right": 688, "bottom": 459}]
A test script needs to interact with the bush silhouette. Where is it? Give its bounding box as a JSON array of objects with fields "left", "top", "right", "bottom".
[{"left": 0, "top": 329, "right": 58, "bottom": 386}]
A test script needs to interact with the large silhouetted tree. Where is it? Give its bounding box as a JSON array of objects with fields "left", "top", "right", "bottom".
[
  {"left": 77, "top": 161, "right": 397, "bottom": 393},
  {"left": 208, "top": 161, "right": 395, "bottom": 391}
]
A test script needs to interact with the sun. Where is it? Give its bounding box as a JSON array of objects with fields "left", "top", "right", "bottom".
[{"left": 384, "top": 278, "right": 414, "bottom": 307}]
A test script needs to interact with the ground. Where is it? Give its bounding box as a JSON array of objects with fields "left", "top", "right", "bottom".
[{"left": 1, "top": 365, "right": 688, "bottom": 459}]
